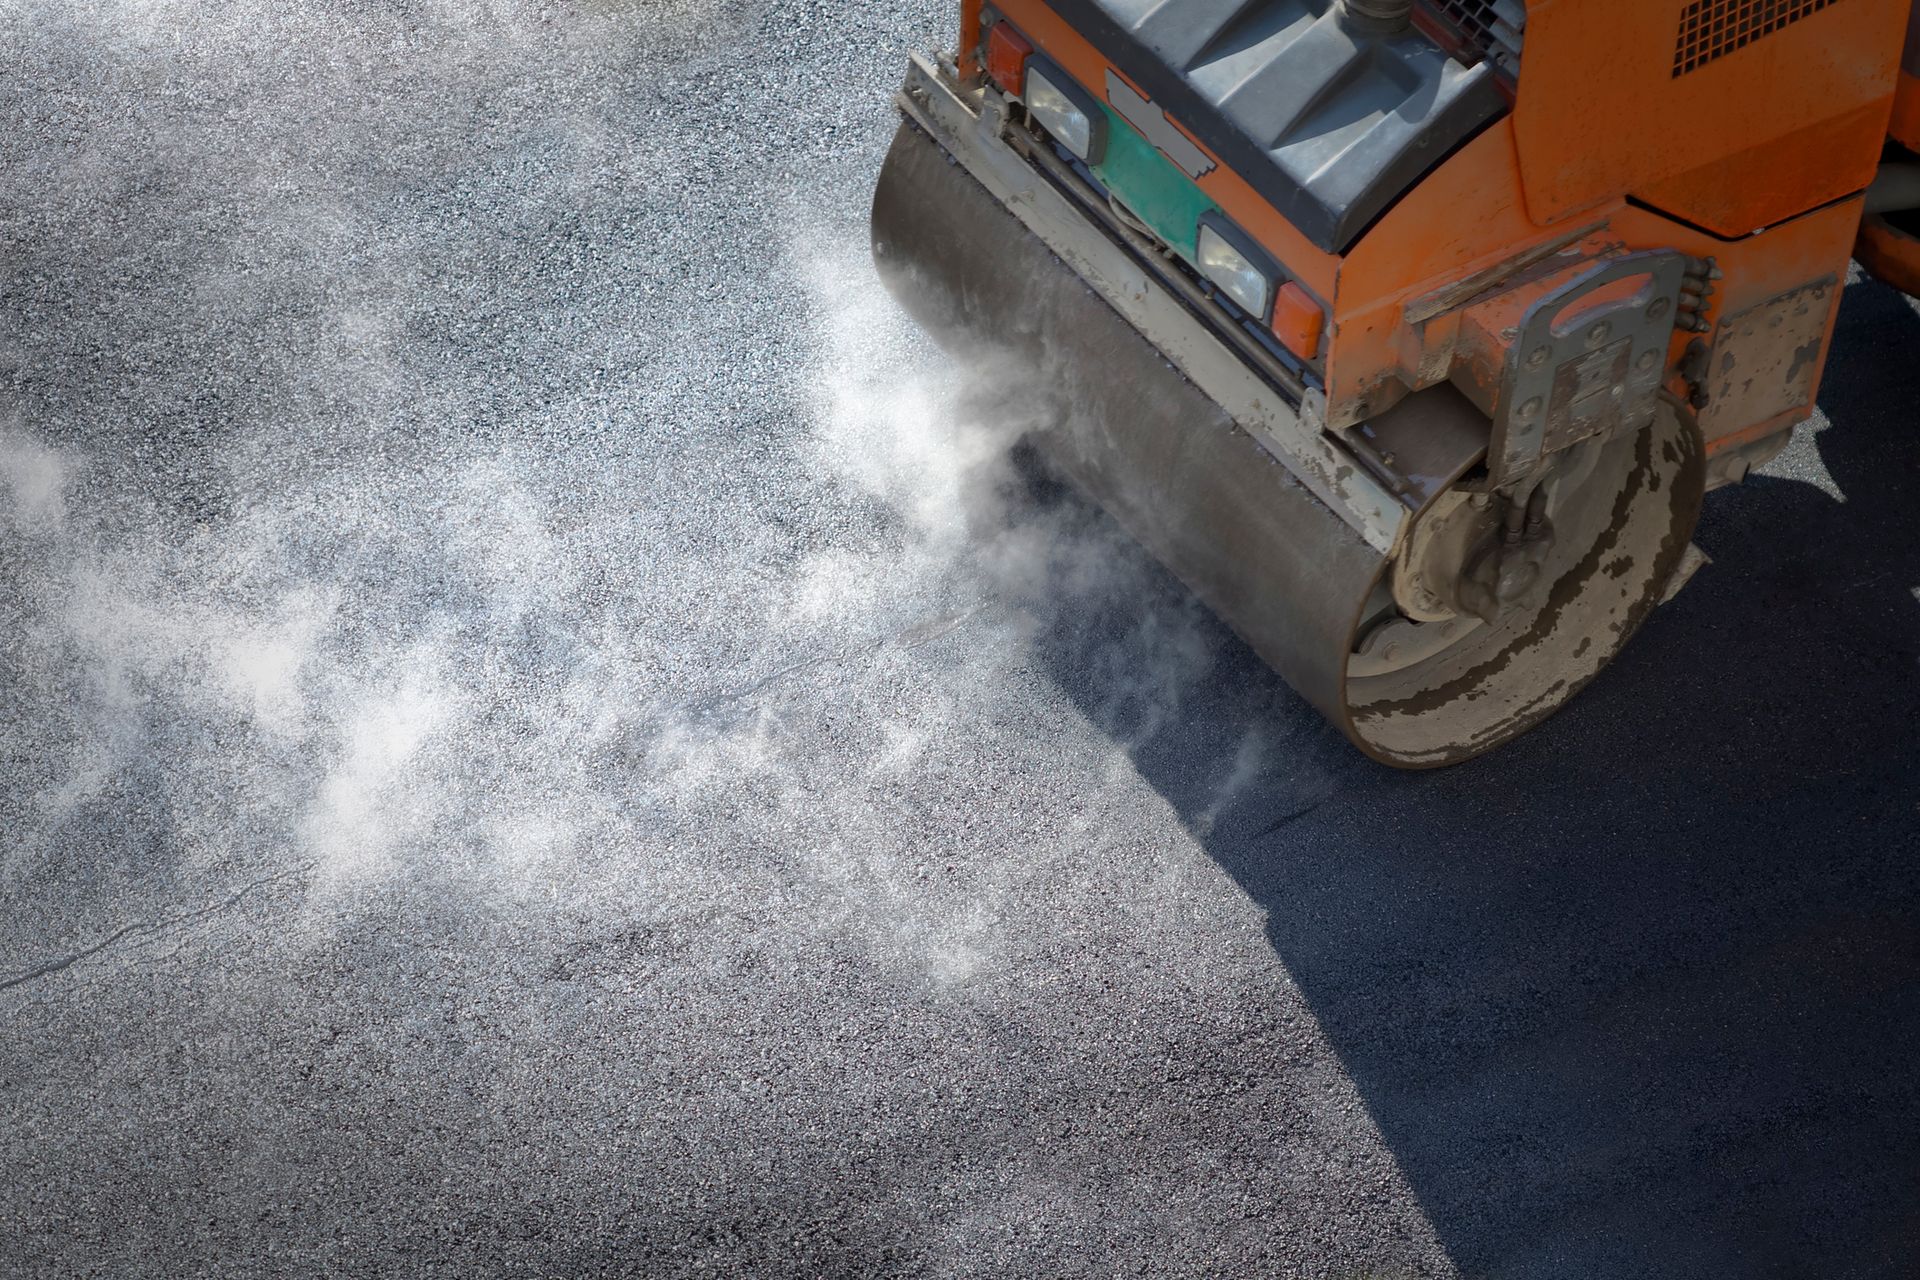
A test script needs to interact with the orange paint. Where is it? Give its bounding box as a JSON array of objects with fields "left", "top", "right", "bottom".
[
  {"left": 1635, "top": 101, "right": 1889, "bottom": 239},
  {"left": 953, "top": 0, "right": 1907, "bottom": 451},
  {"left": 1858, "top": 213, "right": 1920, "bottom": 297},
  {"left": 1513, "top": 0, "right": 1907, "bottom": 234},
  {"left": 984, "top": 21, "right": 1032, "bottom": 95},
  {"left": 957, "top": 0, "right": 985, "bottom": 80},
  {"left": 1272, "top": 282, "right": 1324, "bottom": 362},
  {"left": 1327, "top": 121, "right": 1606, "bottom": 424},
  {"left": 1705, "top": 407, "right": 1820, "bottom": 458}
]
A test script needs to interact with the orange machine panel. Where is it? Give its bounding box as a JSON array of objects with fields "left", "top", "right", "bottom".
[
  {"left": 1513, "top": 0, "right": 1907, "bottom": 236},
  {"left": 1326, "top": 172, "right": 1863, "bottom": 441}
]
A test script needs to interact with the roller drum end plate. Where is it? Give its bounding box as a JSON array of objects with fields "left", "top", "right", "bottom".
[{"left": 1346, "top": 409, "right": 1704, "bottom": 766}]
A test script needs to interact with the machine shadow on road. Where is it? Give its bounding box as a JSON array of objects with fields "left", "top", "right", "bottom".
[{"left": 1026, "top": 277, "right": 1920, "bottom": 1275}]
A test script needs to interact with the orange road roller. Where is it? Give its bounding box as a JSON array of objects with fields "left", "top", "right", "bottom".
[{"left": 872, "top": 0, "right": 1920, "bottom": 766}]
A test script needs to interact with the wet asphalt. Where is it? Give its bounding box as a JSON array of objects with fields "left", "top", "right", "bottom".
[{"left": 1, "top": 2, "right": 1916, "bottom": 1277}]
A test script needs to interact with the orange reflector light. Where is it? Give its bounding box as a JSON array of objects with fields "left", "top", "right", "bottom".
[
  {"left": 986, "top": 22, "right": 1033, "bottom": 95},
  {"left": 1272, "top": 282, "right": 1324, "bottom": 361}
]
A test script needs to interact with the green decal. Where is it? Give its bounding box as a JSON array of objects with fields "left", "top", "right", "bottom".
[{"left": 1089, "top": 101, "right": 1221, "bottom": 263}]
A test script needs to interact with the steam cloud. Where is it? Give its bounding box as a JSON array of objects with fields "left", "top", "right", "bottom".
[{"left": 0, "top": 0, "right": 1252, "bottom": 986}]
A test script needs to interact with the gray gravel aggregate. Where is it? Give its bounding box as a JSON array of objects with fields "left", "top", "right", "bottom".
[{"left": 1, "top": 3, "right": 1916, "bottom": 1277}]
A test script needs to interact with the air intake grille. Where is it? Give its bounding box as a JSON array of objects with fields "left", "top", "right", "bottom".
[
  {"left": 1673, "top": 0, "right": 1842, "bottom": 77},
  {"left": 1421, "top": 0, "right": 1525, "bottom": 80}
]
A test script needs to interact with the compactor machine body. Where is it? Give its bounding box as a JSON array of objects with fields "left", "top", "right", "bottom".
[{"left": 873, "top": 0, "right": 1920, "bottom": 765}]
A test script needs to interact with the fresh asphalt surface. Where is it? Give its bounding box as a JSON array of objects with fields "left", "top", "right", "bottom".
[{"left": 2, "top": 3, "right": 1916, "bottom": 1276}]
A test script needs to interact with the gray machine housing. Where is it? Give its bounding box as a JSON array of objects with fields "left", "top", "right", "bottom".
[{"left": 1048, "top": 0, "right": 1508, "bottom": 252}]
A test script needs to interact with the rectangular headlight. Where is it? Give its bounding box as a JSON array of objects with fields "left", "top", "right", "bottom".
[
  {"left": 1023, "top": 59, "right": 1106, "bottom": 165},
  {"left": 1196, "top": 217, "right": 1276, "bottom": 320}
]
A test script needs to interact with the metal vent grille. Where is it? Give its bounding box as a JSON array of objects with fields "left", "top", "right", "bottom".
[
  {"left": 1673, "top": 0, "right": 1842, "bottom": 77},
  {"left": 1420, "top": 0, "right": 1525, "bottom": 79}
]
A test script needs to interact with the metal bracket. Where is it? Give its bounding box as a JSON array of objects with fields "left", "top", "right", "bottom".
[{"left": 1488, "top": 251, "right": 1686, "bottom": 487}]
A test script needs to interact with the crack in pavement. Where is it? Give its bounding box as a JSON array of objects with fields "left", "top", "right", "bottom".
[
  {"left": 0, "top": 864, "right": 315, "bottom": 993},
  {"left": 893, "top": 601, "right": 988, "bottom": 651}
]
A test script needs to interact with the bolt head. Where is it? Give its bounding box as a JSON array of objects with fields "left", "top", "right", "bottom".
[
  {"left": 1526, "top": 345, "right": 1552, "bottom": 369},
  {"left": 1647, "top": 298, "right": 1671, "bottom": 321},
  {"left": 1636, "top": 350, "right": 1660, "bottom": 372},
  {"left": 1518, "top": 397, "right": 1543, "bottom": 420},
  {"left": 1586, "top": 320, "right": 1613, "bottom": 345}
]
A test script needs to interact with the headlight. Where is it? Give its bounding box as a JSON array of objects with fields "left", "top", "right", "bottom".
[
  {"left": 1023, "top": 59, "right": 1106, "bottom": 165},
  {"left": 1196, "top": 216, "right": 1277, "bottom": 319}
]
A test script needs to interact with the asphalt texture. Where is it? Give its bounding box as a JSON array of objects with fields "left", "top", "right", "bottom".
[{"left": 1, "top": 3, "right": 1917, "bottom": 1277}]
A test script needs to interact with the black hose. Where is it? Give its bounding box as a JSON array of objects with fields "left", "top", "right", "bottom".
[{"left": 1865, "top": 163, "right": 1920, "bottom": 215}]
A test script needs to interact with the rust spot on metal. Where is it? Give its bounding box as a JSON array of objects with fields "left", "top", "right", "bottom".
[
  {"left": 1785, "top": 337, "right": 1823, "bottom": 386},
  {"left": 1700, "top": 278, "right": 1837, "bottom": 440},
  {"left": 1350, "top": 410, "right": 1703, "bottom": 763},
  {"left": 1356, "top": 427, "right": 1655, "bottom": 721}
]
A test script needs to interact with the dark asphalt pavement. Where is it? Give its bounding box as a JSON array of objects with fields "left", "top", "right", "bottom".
[{"left": 1, "top": 3, "right": 1916, "bottom": 1277}]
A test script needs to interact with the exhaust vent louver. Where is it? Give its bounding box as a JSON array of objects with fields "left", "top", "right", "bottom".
[
  {"left": 1673, "top": 0, "right": 1843, "bottom": 77},
  {"left": 1420, "top": 0, "right": 1525, "bottom": 80}
]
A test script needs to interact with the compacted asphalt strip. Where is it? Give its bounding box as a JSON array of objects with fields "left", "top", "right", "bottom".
[{"left": 1, "top": 3, "right": 1916, "bottom": 1276}]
